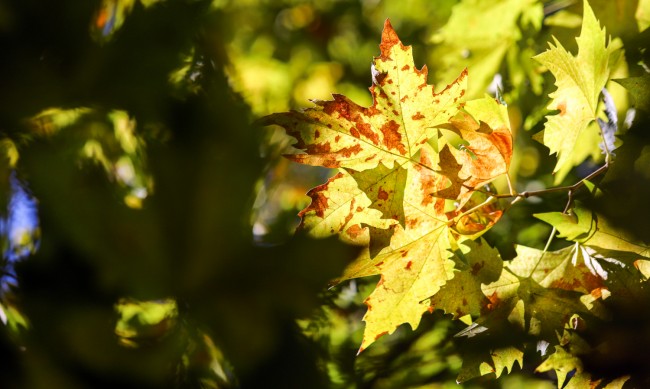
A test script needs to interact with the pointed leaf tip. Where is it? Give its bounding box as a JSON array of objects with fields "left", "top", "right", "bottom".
[{"left": 380, "top": 19, "right": 401, "bottom": 57}]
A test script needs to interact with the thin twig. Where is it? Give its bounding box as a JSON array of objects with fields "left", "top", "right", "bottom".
[
  {"left": 489, "top": 163, "right": 609, "bottom": 201},
  {"left": 449, "top": 196, "right": 497, "bottom": 225}
]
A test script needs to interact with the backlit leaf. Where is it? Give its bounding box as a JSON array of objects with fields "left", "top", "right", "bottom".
[
  {"left": 429, "top": 239, "right": 503, "bottom": 319},
  {"left": 533, "top": 0, "right": 618, "bottom": 181},
  {"left": 480, "top": 245, "right": 606, "bottom": 340},
  {"left": 535, "top": 205, "right": 650, "bottom": 259},
  {"left": 262, "top": 20, "right": 513, "bottom": 351}
]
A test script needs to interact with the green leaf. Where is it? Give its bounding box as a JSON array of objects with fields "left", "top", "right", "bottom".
[
  {"left": 457, "top": 346, "right": 523, "bottom": 383},
  {"left": 481, "top": 245, "right": 606, "bottom": 339},
  {"left": 429, "top": 239, "right": 503, "bottom": 319},
  {"left": 536, "top": 341, "right": 631, "bottom": 389},
  {"left": 535, "top": 346, "right": 585, "bottom": 388},
  {"left": 348, "top": 162, "right": 408, "bottom": 227},
  {"left": 535, "top": 205, "right": 650, "bottom": 258},
  {"left": 614, "top": 74, "right": 650, "bottom": 112},
  {"left": 430, "top": 0, "right": 542, "bottom": 98},
  {"left": 533, "top": 0, "right": 618, "bottom": 182}
]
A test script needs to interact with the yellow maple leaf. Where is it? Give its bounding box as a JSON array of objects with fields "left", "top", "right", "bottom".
[
  {"left": 533, "top": 0, "right": 618, "bottom": 180},
  {"left": 262, "top": 19, "right": 513, "bottom": 351}
]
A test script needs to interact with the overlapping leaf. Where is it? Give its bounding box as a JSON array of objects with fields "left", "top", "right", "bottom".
[
  {"left": 480, "top": 244, "right": 607, "bottom": 339},
  {"left": 457, "top": 346, "right": 524, "bottom": 383},
  {"left": 536, "top": 336, "right": 630, "bottom": 389},
  {"left": 429, "top": 239, "right": 503, "bottom": 319},
  {"left": 262, "top": 20, "right": 513, "bottom": 351},
  {"left": 533, "top": 0, "right": 618, "bottom": 182},
  {"left": 535, "top": 205, "right": 650, "bottom": 259}
]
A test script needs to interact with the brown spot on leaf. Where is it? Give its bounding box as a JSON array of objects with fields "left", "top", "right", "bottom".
[
  {"left": 400, "top": 250, "right": 408, "bottom": 257},
  {"left": 356, "top": 122, "right": 380, "bottom": 144},
  {"left": 314, "top": 130, "right": 320, "bottom": 138},
  {"left": 590, "top": 287, "right": 606, "bottom": 299},
  {"left": 557, "top": 101, "right": 567, "bottom": 115},
  {"left": 350, "top": 127, "right": 360, "bottom": 138},
  {"left": 378, "top": 187, "right": 389, "bottom": 200},
  {"left": 471, "top": 261, "right": 484, "bottom": 275},
  {"left": 405, "top": 261, "right": 413, "bottom": 270},
  {"left": 356, "top": 206, "right": 363, "bottom": 212},
  {"left": 342, "top": 200, "right": 356, "bottom": 227},
  {"left": 374, "top": 72, "right": 388, "bottom": 85},
  {"left": 550, "top": 278, "right": 582, "bottom": 291},
  {"left": 298, "top": 176, "right": 336, "bottom": 219},
  {"left": 379, "top": 19, "right": 400, "bottom": 58},
  {"left": 401, "top": 64, "right": 410, "bottom": 71},
  {"left": 380, "top": 120, "right": 406, "bottom": 154},
  {"left": 406, "top": 217, "right": 419, "bottom": 228},
  {"left": 411, "top": 112, "right": 424, "bottom": 120},
  {"left": 340, "top": 144, "right": 363, "bottom": 158},
  {"left": 486, "top": 292, "right": 500, "bottom": 310},
  {"left": 462, "top": 298, "right": 468, "bottom": 306},
  {"left": 335, "top": 135, "right": 341, "bottom": 142},
  {"left": 346, "top": 224, "right": 364, "bottom": 239},
  {"left": 392, "top": 110, "right": 399, "bottom": 116},
  {"left": 306, "top": 142, "right": 331, "bottom": 154}
]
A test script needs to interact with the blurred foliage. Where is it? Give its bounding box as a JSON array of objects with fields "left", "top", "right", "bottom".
[{"left": 0, "top": 0, "right": 648, "bottom": 388}]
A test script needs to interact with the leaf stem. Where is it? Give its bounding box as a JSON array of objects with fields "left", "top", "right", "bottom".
[{"left": 449, "top": 195, "right": 496, "bottom": 225}]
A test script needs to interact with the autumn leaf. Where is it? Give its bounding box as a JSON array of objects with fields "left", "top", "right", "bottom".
[
  {"left": 429, "top": 238, "right": 503, "bottom": 319},
  {"left": 480, "top": 245, "right": 606, "bottom": 340},
  {"left": 536, "top": 337, "right": 630, "bottom": 389},
  {"left": 261, "top": 19, "right": 513, "bottom": 351},
  {"left": 259, "top": 20, "right": 467, "bottom": 172},
  {"left": 533, "top": 0, "right": 618, "bottom": 182}
]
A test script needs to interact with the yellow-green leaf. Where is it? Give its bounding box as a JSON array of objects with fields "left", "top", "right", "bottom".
[
  {"left": 535, "top": 205, "right": 650, "bottom": 258},
  {"left": 261, "top": 19, "right": 467, "bottom": 171},
  {"left": 481, "top": 245, "right": 606, "bottom": 339},
  {"left": 263, "top": 19, "right": 513, "bottom": 352},
  {"left": 533, "top": 0, "right": 617, "bottom": 181},
  {"left": 457, "top": 345, "right": 523, "bottom": 382},
  {"left": 429, "top": 239, "right": 503, "bottom": 319}
]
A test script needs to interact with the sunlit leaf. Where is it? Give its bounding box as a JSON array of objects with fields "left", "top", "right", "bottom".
[
  {"left": 429, "top": 239, "right": 503, "bottom": 319},
  {"left": 430, "top": 0, "right": 543, "bottom": 98},
  {"left": 480, "top": 244, "right": 606, "bottom": 342},
  {"left": 533, "top": 0, "right": 618, "bottom": 182},
  {"left": 262, "top": 20, "right": 512, "bottom": 351},
  {"left": 535, "top": 205, "right": 650, "bottom": 259}
]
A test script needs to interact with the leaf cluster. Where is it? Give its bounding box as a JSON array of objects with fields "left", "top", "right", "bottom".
[{"left": 262, "top": 0, "right": 650, "bottom": 387}]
